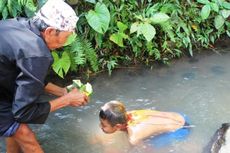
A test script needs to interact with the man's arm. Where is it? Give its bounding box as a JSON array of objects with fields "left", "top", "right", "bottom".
[
  {"left": 45, "top": 82, "right": 67, "bottom": 97},
  {"left": 49, "top": 88, "right": 88, "bottom": 112}
]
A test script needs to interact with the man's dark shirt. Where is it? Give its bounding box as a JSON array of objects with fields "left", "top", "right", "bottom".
[{"left": 0, "top": 18, "right": 53, "bottom": 135}]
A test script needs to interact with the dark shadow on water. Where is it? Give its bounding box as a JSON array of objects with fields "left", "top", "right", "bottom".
[{"left": 210, "top": 65, "right": 225, "bottom": 75}]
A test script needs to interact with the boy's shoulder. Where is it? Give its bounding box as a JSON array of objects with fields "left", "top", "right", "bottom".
[{"left": 127, "top": 109, "right": 186, "bottom": 145}]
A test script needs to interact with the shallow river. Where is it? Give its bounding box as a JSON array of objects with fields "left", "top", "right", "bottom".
[{"left": 1, "top": 47, "right": 230, "bottom": 153}]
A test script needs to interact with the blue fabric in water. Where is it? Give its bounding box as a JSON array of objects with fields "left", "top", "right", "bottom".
[{"left": 146, "top": 113, "right": 191, "bottom": 148}]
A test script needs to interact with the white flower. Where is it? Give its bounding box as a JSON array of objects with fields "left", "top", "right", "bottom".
[
  {"left": 73, "top": 80, "right": 82, "bottom": 88},
  {"left": 85, "top": 83, "right": 93, "bottom": 95}
]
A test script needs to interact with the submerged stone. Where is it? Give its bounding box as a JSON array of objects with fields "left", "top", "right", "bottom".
[
  {"left": 182, "top": 72, "right": 195, "bottom": 80},
  {"left": 211, "top": 66, "right": 225, "bottom": 75},
  {"left": 206, "top": 123, "right": 230, "bottom": 153}
]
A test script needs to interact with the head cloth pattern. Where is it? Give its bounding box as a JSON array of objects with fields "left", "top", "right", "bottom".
[{"left": 34, "top": 0, "right": 78, "bottom": 31}]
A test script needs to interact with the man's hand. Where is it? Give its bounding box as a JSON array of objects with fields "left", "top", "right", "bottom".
[
  {"left": 66, "top": 88, "right": 89, "bottom": 107},
  {"left": 49, "top": 88, "right": 89, "bottom": 112}
]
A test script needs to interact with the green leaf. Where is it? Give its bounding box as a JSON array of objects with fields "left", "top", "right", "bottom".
[
  {"left": 130, "top": 22, "right": 139, "bottom": 34},
  {"left": 222, "top": 2, "right": 230, "bottom": 10},
  {"left": 135, "top": 15, "right": 144, "bottom": 21},
  {"left": 81, "top": 37, "right": 98, "bottom": 72},
  {"left": 210, "top": 2, "right": 219, "bottom": 12},
  {"left": 110, "top": 32, "right": 128, "bottom": 47},
  {"left": 85, "top": 2, "right": 110, "bottom": 34},
  {"left": 130, "top": 22, "right": 156, "bottom": 42},
  {"left": 85, "top": 0, "right": 96, "bottom": 4},
  {"left": 189, "top": 45, "right": 193, "bottom": 57},
  {"left": 150, "top": 13, "right": 170, "bottom": 24},
  {"left": 52, "top": 51, "right": 71, "bottom": 78},
  {"left": 225, "top": 21, "right": 230, "bottom": 29},
  {"left": 2, "top": 6, "right": 8, "bottom": 19},
  {"left": 139, "top": 23, "right": 156, "bottom": 42},
  {"left": 146, "top": 3, "right": 160, "bottom": 15},
  {"left": 107, "top": 60, "right": 117, "bottom": 75},
  {"left": 64, "top": 33, "right": 77, "bottom": 46},
  {"left": 7, "top": 0, "right": 13, "bottom": 17},
  {"left": 95, "top": 33, "right": 103, "bottom": 48},
  {"left": 6, "top": 0, "right": 22, "bottom": 17},
  {"left": 197, "top": 0, "right": 210, "bottom": 5},
  {"left": 24, "top": 0, "right": 37, "bottom": 17},
  {"left": 160, "top": 3, "right": 177, "bottom": 14},
  {"left": 221, "top": 10, "right": 230, "bottom": 19},
  {"left": 117, "top": 22, "right": 128, "bottom": 32},
  {"left": 201, "top": 4, "right": 211, "bottom": 20},
  {"left": 214, "top": 15, "right": 225, "bottom": 29},
  {"left": 226, "top": 31, "right": 230, "bottom": 38},
  {"left": 0, "top": 0, "right": 7, "bottom": 12}
]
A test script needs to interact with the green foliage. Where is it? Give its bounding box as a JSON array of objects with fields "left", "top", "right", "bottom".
[
  {"left": 21, "top": 0, "right": 37, "bottom": 17},
  {"left": 52, "top": 51, "right": 71, "bottom": 78},
  {"left": 150, "top": 12, "right": 170, "bottom": 23},
  {"left": 2, "top": 0, "right": 230, "bottom": 77},
  {"left": 201, "top": 4, "right": 211, "bottom": 20},
  {"left": 0, "top": 0, "right": 37, "bottom": 19},
  {"left": 110, "top": 22, "right": 129, "bottom": 47},
  {"left": 130, "top": 21, "right": 156, "bottom": 42},
  {"left": 99, "top": 56, "right": 118, "bottom": 76},
  {"left": 85, "top": 2, "right": 110, "bottom": 34},
  {"left": 51, "top": 35, "right": 99, "bottom": 78},
  {"left": 64, "top": 32, "right": 77, "bottom": 46},
  {"left": 81, "top": 37, "right": 99, "bottom": 72}
]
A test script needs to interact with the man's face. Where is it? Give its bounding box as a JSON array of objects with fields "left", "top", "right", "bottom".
[
  {"left": 99, "top": 118, "right": 118, "bottom": 134},
  {"left": 42, "top": 27, "right": 73, "bottom": 50}
]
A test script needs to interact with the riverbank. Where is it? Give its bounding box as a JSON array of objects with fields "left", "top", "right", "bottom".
[{"left": 46, "top": 36, "right": 230, "bottom": 87}]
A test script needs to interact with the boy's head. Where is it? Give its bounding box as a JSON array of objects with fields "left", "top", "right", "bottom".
[{"left": 99, "top": 101, "right": 127, "bottom": 134}]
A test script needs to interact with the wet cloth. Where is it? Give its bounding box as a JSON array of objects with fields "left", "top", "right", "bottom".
[
  {"left": 146, "top": 114, "right": 191, "bottom": 148},
  {"left": 0, "top": 18, "right": 52, "bottom": 137}
]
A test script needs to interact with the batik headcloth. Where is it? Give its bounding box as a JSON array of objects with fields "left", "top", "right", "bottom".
[{"left": 34, "top": 0, "right": 78, "bottom": 31}]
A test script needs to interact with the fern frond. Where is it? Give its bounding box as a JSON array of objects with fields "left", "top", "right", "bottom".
[
  {"left": 7, "top": 0, "right": 22, "bottom": 17},
  {"left": 70, "top": 36, "right": 86, "bottom": 65},
  {"left": 82, "top": 38, "right": 99, "bottom": 72},
  {"left": 69, "top": 36, "right": 99, "bottom": 72}
]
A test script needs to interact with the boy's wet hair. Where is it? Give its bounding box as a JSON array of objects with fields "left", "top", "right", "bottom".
[{"left": 99, "top": 101, "right": 127, "bottom": 127}]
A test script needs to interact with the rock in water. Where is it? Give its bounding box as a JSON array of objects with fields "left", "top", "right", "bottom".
[{"left": 207, "top": 123, "right": 230, "bottom": 153}]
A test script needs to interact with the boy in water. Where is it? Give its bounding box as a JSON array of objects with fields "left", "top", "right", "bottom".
[{"left": 98, "top": 100, "right": 190, "bottom": 146}]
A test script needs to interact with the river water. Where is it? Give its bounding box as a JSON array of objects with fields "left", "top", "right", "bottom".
[{"left": 1, "top": 44, "right": 230, "bottom": 153}]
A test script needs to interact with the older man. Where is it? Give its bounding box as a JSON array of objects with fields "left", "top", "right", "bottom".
[{"left": 0, "top": 0, "right": 89, "bottom": 152}]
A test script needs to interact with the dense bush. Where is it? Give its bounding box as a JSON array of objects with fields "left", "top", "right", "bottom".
[{"left": 1, "top": 0, "right": 230, "bottom": 78}]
